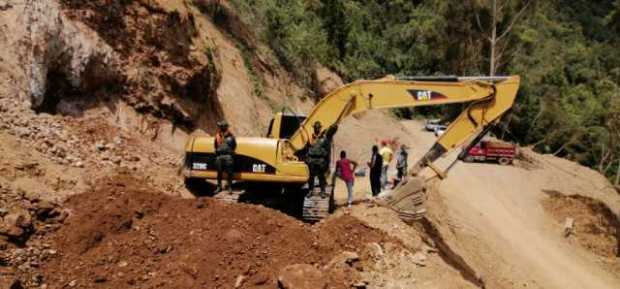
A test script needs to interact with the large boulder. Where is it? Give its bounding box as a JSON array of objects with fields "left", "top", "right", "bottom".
[
  {"left": 21, "top": 0, "right": 121, "bottom": 109},
  {"left": 0, "top": 207, "right": 32, "bottom": 238},
  {"left": 278, "top": 264, "right": 327, "bottom": 289}
]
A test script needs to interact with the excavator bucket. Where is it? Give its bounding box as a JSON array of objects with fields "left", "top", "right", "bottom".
[{"left": 377, "top": 177, "right": 428, "bottom": 223}]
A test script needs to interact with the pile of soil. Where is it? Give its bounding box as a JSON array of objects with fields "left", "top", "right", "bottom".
[
  {"left": 40, "top": 172, "right": 394, "bottom": 289},
  {"left": 542, "top": 190, "right": 620, "bottom": 257}
]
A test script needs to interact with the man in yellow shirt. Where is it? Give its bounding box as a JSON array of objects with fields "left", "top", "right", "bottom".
[{"left": 379, "top": 141, "right": 393, "bottom": 189}]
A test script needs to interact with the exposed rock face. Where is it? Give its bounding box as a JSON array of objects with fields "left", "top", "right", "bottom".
[
  {"left": 0, "top": 0, "right": 316, "bottom": 138},
  {"left": 24, "top": 0, "right": 121, "bottom": 110},
  {"left": 1, "top": 0, "right": 222, "bottom": 130}
]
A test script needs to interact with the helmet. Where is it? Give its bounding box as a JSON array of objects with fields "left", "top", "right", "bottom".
[
  {"left": 313, "top": 121, "right": 322, "bottom": 129},
  {"left": 217, "top": 120, "right": 229, "bottom": 129}
]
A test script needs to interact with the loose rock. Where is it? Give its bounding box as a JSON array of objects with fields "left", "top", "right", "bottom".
[
  {"left": 325, "top": 251, "right": 359, "bottom": 269},
  {"left": 411, "top": 252, "right": 427, "bottom": 267},
  {"left": 278, "top": 264, "right": 327, "bottom": 289}
]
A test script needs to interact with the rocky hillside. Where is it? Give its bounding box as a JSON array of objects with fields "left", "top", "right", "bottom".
[
  {"left": 1, "top": 0, "right": 318, "bottom": 136},
  {"left": 1, "top": 1, "right": 618, "bottom": 289},
  {"left": 0, "top": 0, "right": 405, "bottom": 187},
  {"left": 0, "top": 1, "right": 437, "bottom": 288}
]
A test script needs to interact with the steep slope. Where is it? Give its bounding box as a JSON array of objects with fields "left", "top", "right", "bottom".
[
  {"left": 392, "top": 120, "right": 620, "bottom": 289},
  {"left": 0, "top": 0, "right": 323, "bottom": 198}
]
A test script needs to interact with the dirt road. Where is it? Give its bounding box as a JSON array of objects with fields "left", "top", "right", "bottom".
[
  {"left": 442, "top": 162, "right": 619, "bottom": 289},
  {"left": 395, "top": 120, "right": 620, "bottom": 289}
]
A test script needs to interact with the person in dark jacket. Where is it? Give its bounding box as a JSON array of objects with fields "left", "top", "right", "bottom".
[
  {"left": 306, "top": 121, "right": 338, "bottom": 197},
  {"left": 367, "top": 145, "right": 383, "bottom": 196},
  {"left": 214, "top": 120, "right": 236, "bottom": 193}
]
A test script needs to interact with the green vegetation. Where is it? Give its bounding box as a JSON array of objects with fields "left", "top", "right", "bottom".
[
  {"left": 237, "top": 43, "right": 265, "bottom": 99},
  {"left": 227, "top": 0, "right": 620, "bottom": 183}
]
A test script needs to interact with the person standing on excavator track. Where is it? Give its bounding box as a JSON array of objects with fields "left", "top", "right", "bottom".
[
  {"left": 214, "top": 120, "right": 236, "bottom": 193},
  {"left": 306, "top": 121, "right": 338, "bottom": 197}
]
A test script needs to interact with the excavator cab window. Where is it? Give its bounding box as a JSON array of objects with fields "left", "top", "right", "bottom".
[
  {"left": 280, "top": 115, "right": 306, "bottom": 139},
  {"left": 266, "top": 113, "right": 306, "bottom": 139},
  {"left": 266, "top": 119, "right": 275, "bottom": 138}
]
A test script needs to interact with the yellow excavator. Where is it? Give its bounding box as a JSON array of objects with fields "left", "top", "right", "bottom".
[{"left": 183, "top": 75, "right": 520, "bottom": 221}]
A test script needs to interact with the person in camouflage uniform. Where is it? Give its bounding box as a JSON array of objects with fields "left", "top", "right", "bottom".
[
  {"left": 214, "top": 120, "right": 236, "bottom": 193},
  {"left": 306, "top": 121, "right": 338, "bottom": 197}
]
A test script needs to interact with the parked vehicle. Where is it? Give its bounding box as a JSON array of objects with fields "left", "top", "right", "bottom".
[
  {"left": 424, "top": 119, "right": 443, "bottom": 131},
  {"left": 463, "top": 140, "right": 516, "bottom": 165},
  {"left": 433, "top": 125, "right": 448, "bottom": 137}
]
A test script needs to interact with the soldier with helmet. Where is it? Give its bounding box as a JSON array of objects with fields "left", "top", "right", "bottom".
[
  {"left": 214, "top": 120, "right": 237, "bottom": 193},
  {"left": 306, "top": 121, "right": 338, "bottom": 197}
]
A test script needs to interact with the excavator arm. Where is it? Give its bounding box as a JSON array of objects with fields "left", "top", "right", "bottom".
[{"left": 287, "top": 75, "right": 520, "bottom": 175}]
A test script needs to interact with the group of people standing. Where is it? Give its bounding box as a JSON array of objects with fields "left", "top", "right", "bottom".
[
  {"left": 212, "top": 118, "right": 409, "bottom": 209},
  {"left": 304, "top": 121, "right": 410, "bottom": 208},
  {"left": 332, "top": 140, "right": 408, "bottom": 208}
]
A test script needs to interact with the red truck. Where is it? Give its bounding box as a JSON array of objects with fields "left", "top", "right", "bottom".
[{"left": 463, "top": 140, "right": 516, "bottom": 165}]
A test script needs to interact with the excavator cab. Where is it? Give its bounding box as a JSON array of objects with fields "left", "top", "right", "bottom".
[{"left": 266, "top": 112, "right": 307, "bottom": 139}]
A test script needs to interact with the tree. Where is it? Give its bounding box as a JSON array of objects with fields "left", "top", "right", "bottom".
[
  {"left": 607, "top": 94, "right": 620, "bottom": 185},
  {"left": 475, "top": 0, "right": 531, "bottom": 75},
  {"left": 607, "top": 0, "right": 620, "bottom": 35},
  {"left": 228, "top": 0, "right": 620, "bottom": 182},
  {"left": 317, "top": 0, "right": 348, "bottom": 59}
]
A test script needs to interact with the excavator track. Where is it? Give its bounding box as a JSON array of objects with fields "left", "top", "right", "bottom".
[{"left": 302, "top": 186, "right": 333, "bottom": 222}]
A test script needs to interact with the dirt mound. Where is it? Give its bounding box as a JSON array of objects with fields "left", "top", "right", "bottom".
[
  {"left": 542, "top": 190, "right": 620, "bottom": 258},
  {"left": 39, "top": 172, "right": 394, "bottom": 289}
]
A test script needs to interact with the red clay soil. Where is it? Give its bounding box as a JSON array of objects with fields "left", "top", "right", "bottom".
[
  {"left": 40, "top": 172, "right": 392, "bottom": 289},
  {"left": 542, "top": 190, "right": 620, "bottom": 258}
]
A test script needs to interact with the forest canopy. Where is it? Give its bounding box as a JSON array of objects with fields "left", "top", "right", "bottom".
[{"left": 224, "top": 0, "right": 620, "bottom": 183}]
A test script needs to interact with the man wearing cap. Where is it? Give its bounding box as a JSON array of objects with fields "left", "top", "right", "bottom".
[
  {"left": 214, "top": 120, "right": 237, "bottom": 193},
  {"left": 306, "top": 121, "right": 338, "bottom": 197}
]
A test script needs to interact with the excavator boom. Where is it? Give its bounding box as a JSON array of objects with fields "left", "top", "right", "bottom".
[{"left": 287, "top": 75, "right": 520, "bottom": 175}]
